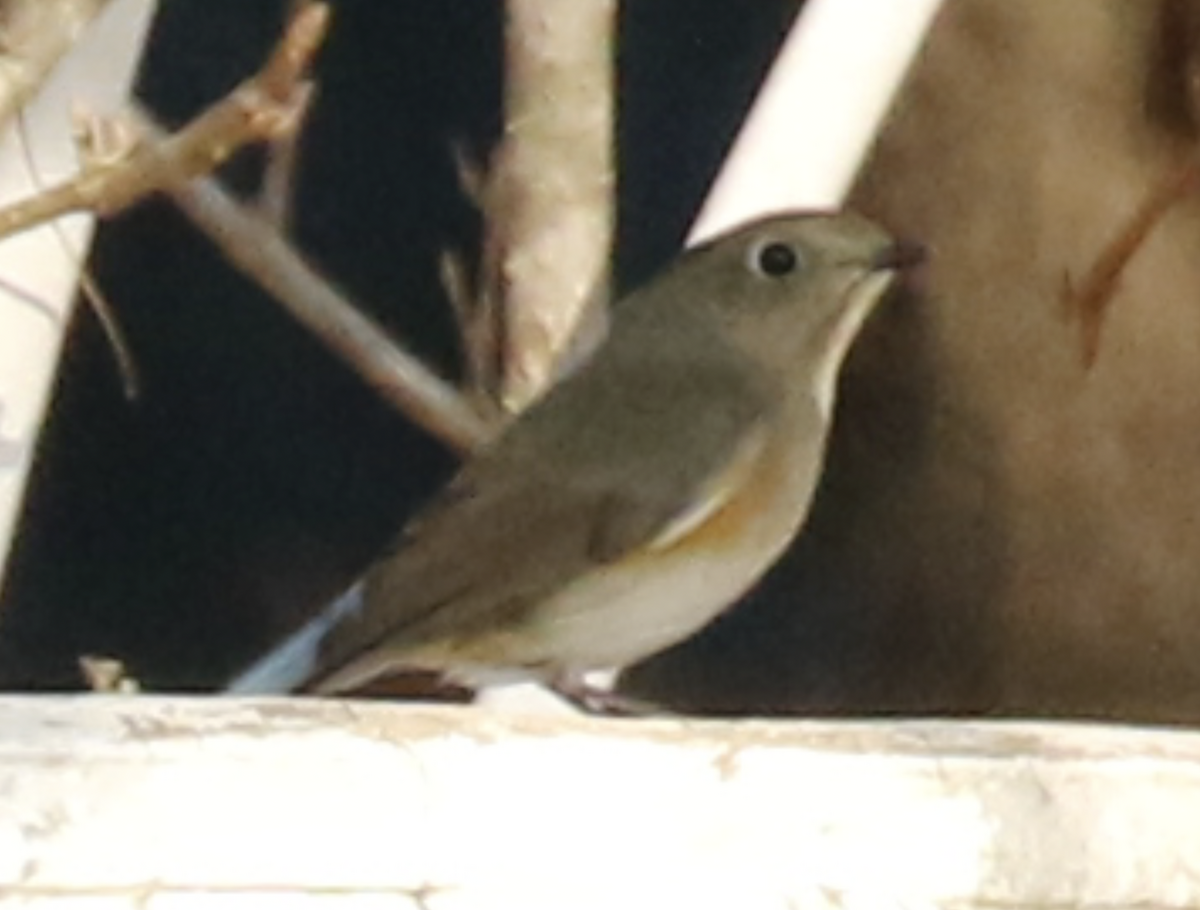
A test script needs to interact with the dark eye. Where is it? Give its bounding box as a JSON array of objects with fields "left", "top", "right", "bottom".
[{"left": 752, "top": 241, "right": 803, "bottom": 278}]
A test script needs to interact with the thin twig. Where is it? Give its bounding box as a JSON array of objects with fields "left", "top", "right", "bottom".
[
  {"left": 17, "top": 106, "right": 139, "bottom": 397},
  {"left": 437, "top": 248, "right": 486, "bottom": 394},
  {"left": 140, "top": 110, "right": 494, "bottom": 454},
  {"left": 0, "top": 271, "right": 55, "bottom": 320},
  {"left": 257, "top": 0, "right": 318, "bottom": 230},
  {"left": 258, "top": 84, "right": 313, "bottom": 231},
  {"left": 76, "top": 267, "right": 139, "bottom": 397},
  {"left": 449, "top": 141, "right": 503, "bottom": 406},
  {"left": 1061, "top": 155, "right": 1200, "bottom": 368}
]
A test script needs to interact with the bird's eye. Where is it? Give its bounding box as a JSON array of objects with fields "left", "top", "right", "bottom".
[{"left": 751, "top": 241, "right": 803, "bottom": 278}]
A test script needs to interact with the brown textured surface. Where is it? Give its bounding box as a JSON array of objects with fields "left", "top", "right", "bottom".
[{"left": 630, "top": 0, "right": 1200, "bottom": 723}]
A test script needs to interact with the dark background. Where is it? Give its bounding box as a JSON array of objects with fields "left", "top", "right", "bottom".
[{"left": 0, "top": 1, "right": 815, "bottom": 698}]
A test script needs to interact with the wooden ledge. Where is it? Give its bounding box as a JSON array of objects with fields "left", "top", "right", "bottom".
[{"left": 2, "top": 695, "right": 1199, "bottom": 907}]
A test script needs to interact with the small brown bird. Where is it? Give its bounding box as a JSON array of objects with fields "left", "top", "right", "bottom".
[{"left": 227, "top": 211, "right": 921, "bottom": 708}]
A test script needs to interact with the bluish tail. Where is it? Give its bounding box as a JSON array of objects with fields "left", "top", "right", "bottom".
[{"left": 224, "top": 584, "right": 364, "bottom": 694}]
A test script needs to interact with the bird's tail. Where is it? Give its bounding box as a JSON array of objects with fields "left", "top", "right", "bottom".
[{"left": 224, "top": 584, "right": 364, "bottom": 694}]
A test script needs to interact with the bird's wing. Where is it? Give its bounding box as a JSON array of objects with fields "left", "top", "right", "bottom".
[{"left": 312, "top": 353, "right": 774, "bottom": 689}]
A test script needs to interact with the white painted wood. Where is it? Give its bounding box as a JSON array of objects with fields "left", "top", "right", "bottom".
[
  {"left": 689, "top": 0, "right": 945, "bottom": 244},
  {"left": 2, "top": 696, "right": 1200, "bottom": 907},
  {"left": 0, "top": 0, "right": 157, "bottom": 596}
]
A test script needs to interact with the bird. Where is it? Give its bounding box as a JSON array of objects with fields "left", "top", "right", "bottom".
[{"left": 226, "top": 210, "right": 923, "bottom": 710}]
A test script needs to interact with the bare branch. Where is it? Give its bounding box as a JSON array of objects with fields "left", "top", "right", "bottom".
[
  {"left": 14, "top": 107, "right": 141, "bottom": 397},
  {"left": 0, "top": 2, "right": 329, "bottom": 241},
  {"left": 257, "top": 83, "right": 313, "bottom": 232},
  {"left": 75, "top": 266, "right": 139, "bottom": 397},
  {"left": 483, "top": 0, "right": 616, "bottom": 413},
  {"left": 151, "top": 129, "right": 495, "bottom": 454},
  {"left": 0, "top": 2, "right": 489, "bottom": 455},
  {"left": 438, "top": 247, "right": 493, "bottom": 408}
]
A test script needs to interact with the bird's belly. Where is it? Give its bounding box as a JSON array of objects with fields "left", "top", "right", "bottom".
[{"left": 524, "top": 423, "right": 823, "bottom": 672}]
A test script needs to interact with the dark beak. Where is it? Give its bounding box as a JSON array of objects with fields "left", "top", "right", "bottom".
[{"left": 868, "top": 239, "right": 927, "bottom": 272}]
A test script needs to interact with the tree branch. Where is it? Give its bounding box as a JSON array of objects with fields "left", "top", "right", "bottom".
[
  {"left": 0, "top": 2, "right": 328, "bottom": 240},
  {"left": 480, "top": 0, "right": 616, "bottom": 413},
  {"left": 156, "top": 150, "right": 494, "bottom": 454},
  {"left": 0, "top": 2, "right": 493, "bottom": 453}
]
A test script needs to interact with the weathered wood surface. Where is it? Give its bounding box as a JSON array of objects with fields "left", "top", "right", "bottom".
[{"left": 2, "top": 696, "right": 1199, "bottom": 907}]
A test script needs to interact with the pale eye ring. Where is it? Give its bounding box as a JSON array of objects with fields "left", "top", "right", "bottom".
[{"left": 749, "top": 240, "right": 804, "bottom": 278}]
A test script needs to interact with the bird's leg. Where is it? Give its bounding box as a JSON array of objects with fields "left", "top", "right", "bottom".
[{"left": 549, "top": 671, "right": 675, "bottom": 717}]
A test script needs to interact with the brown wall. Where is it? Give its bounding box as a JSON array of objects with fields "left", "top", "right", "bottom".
[{"left": 632, "top": 0, "right": 1200, "bottom": 723}]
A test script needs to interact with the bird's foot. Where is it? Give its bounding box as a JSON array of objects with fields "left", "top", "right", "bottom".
[{"left": 550, "top": 675, "right": 675, "bottom": 718}]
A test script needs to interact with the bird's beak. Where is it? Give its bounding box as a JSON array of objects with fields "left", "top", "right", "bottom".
[{"left": 867, "top": 240, "right": 927, "bottom": 272}]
